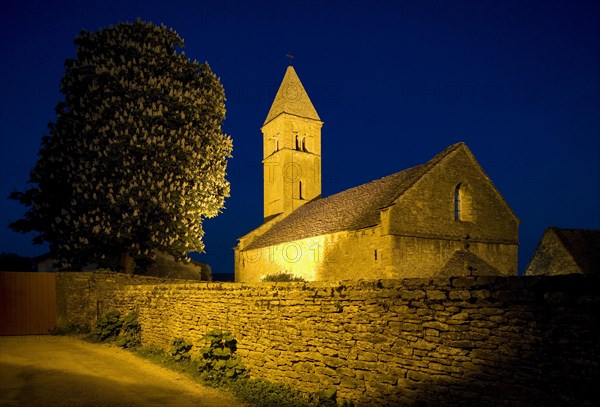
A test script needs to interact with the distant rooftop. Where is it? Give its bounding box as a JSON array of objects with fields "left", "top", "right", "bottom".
[{"left": 551, "top": 227, "right": 600, "bottom": 276}]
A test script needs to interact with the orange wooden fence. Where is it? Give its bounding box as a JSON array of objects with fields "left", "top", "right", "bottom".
[{"left": 0, "top": 272, "right": 56, "bottom": 335}]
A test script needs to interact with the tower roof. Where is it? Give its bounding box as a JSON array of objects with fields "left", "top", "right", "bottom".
[{"left": 264, "top": 66, "right": 321, "bottom": 125}]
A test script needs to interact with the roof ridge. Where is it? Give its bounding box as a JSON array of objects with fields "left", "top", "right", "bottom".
[
  {"left": 382, "top": 142, "right": 465, "bottom": 208},
  {"left": 551, "top": 228, "right": 600, "bottom": 274},
  {"left": 320, "top": 142, "right": 465, "bottom": 206},
  {"left": 241, "top": 143, "right": 468, "bottom": 251}
]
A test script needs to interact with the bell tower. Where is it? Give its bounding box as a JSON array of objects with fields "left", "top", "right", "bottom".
[{"left": 262, "top": 66, "right": 323, "bottom": 221}]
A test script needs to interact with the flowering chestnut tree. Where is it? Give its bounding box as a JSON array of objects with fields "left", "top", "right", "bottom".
[{"left": 10, "top": 21, "right": 232, "bottom": 271}]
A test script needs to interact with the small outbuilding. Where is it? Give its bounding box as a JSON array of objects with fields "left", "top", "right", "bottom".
[{"left": 525, "top": 227, "right": 600, "bottom": 276}]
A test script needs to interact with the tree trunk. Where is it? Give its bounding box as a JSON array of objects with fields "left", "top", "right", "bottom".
[{"left": 120, "top": 253, "right": 135, "bottom": 274}]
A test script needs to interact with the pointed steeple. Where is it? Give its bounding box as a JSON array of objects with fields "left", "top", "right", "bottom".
[
  {"left": 261, "top": 65, "right": 323, "bottom": 220},
  {"left": 264, "top": 66, "right": 321, "bottom": 125}
]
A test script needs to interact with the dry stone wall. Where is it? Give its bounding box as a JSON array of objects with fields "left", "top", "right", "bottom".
[
  {"left": 55, "top": 272, "right": 177, "bottom": 329},
  {"left": 56, "top": 272, "right": 599, "bottom": 406}
]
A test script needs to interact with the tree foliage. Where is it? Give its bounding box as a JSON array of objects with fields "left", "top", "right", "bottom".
[{"left": 10, "top": 20, "right": 232, "bottom": 270}]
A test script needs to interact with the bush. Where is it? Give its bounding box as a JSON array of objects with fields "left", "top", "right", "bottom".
[
  {"left": 50, "top": 323, "right": 90, "bottom": 335},
  {"left": 89, "top": 310, "right": 142, "bottom": 349},
  {"left": 169, "top": 337, "right": 193, "bottom": 362},
  {"left": 261, "top": 272, "right": 305, "bottom": 282},
  {"left": 93, "top": 310, "right": 123, "bottom": 341},
  {"left": 130, "top": 332, "right": 350, "bottom": 407},
  {"left": 117, "top": 312, "right": 142, "bottom": 348},
  {"left": 229, "top": 379, "right": 343, "bottom": 407},
  {"left": 196, "top": 329, "right": 247, "bottom": 384},
  {"left": 230, "top": 378, "right": 309, "bottom": 407}
]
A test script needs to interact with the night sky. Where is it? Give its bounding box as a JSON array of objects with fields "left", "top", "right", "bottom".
[{"left": 1, "top": 0, "right": 599, "bottom": 276}]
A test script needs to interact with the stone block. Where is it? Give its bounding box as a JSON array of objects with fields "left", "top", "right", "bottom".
[
  {"left": 365, "top": 380, "right": 397, "bottom": 395},
  {"left": 340, "top": 376, "right": 363, "bottom": 390},
  {"left": 322, "top": 356, "right": 344, "bottom": 368},
  {"left": 391, "top": 344, "right": 414, "bottom": 356},
  {"left": 407, "top": 370, "right": 430, "bottom": 382},
  {"left": 413, "top": 339, "right": 437, "bottom": 351},
  {"left": 399, "top": 289, "right": 426, "bottom": 300},
  {"left": 315, "top": 366, "right": 337, "bottom": 377},
  {"left": 426, "top": 290, "right": 447, "bottom": 300},
  {"left": 293, "top": 361, "right": 315, "bottom": 373},
  {"left": 449, "top": 290, "right": 472, "bottom": 300},
  {"left": 422, "top": 321, "right": 450, "bottom": 331},
  {"left": 336, "top": 367, "right": 356, "bottom": 378},
  {"left": 357, "top": 351, "right": 379, "bottom": 362},
  {"left": 451, "top": 277, "right": 478, "bottom": 288},
  {"left": 471, "top": 289, "right": 491, "bottom": 300}
]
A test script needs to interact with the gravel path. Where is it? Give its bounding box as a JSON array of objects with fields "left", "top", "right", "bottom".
[{"left": 0, "top": 335, "right": 250, "bottom": 407}]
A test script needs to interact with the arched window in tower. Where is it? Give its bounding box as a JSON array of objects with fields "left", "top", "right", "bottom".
[
  {"left": 275, "top": 139, "right": 279, "bottom": 151},
  {"left": 299, "top": 180, "right": 304, "bottom": 200},
  {"left": 302, "top": 138, "right": 308, "bottom": 152},
  {"left": 454, "top": 183, "right": 462, "bottom": 221},
  {"left": 295, "top": 135, "right": 300, "bottom": 151}
]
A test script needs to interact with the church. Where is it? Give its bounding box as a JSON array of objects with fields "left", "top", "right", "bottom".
[{"left": 234, "top": 66, "right": 519, "bottom": 282}]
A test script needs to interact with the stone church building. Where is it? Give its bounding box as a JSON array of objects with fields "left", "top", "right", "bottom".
[{"left": 234, "top": 67, "right": 519, "bottom": 282}]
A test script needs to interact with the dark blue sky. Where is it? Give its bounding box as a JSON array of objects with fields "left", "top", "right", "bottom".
[{"left": 1, "top": 0, "right": 599, "bottom": 275}]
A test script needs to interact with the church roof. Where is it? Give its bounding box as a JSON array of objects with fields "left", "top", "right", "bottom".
[
  {"left": 244, "top": 142, "right": 465, "bottom": 250},
  {"left": 551, "top": 227, "right": 600, "bottom": 276},
  {"left": 263, "top": 66, "right": 321, "bottom": 125},
  {"left": 435, "top": 250, "right": 502, "bottom": 278}
]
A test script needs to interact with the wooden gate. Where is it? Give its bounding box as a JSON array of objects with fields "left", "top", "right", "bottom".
[{"left": 0, "top": 272, "right": 56, "bottom": 335}]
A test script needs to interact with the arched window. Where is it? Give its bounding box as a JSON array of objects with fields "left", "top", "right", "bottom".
[
  {"left": 454, "top": 183, "right": 462, "bottom": 221},
  {"left": 301, "top": 138, "right": 307, "bottom": 152},
  {"left": 298, "top": 180, "right": 304, "bottom": 200},
  {"left": 295, "top": 135, "right": 300, "bottom": 150}
]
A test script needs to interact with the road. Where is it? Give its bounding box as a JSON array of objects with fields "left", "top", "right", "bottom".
[{"left": 0, "top": 335, "right": 249, "bottom": 407}]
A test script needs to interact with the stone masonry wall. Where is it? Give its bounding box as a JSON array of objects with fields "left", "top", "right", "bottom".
[
  {"left": 56, "top": 272, "right": 599, "bottom": 406},
  {"left": 55, "top": 272, "right": 177, "bottom": 329}
]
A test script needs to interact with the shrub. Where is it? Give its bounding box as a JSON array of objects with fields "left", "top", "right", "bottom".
[
  {"left": 117, "top": 312, "right": 142, "bottom": 348},
  {"left": 229, "top": 379, "right": 344, "bottom": 407},
  {"left": 196, "top": 329, "right": 247, "bottom": 384},
  {"left": 93, "top": 310, "right": 123, "bottom": 341},
  {"left": 169, "top": 337, "right": 193, "bottom": 362},
  {"left": 49, "top": 323, "right": 90, "bottom": 335},
  {"left": 261, "top": 272, "right": 305, "bottom": 282},
  {"left": 230, "top": 378, "right": 309, "bottom": 407}
]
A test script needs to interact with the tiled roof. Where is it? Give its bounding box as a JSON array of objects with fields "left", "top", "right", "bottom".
[
  {"left": 435, "top": 250, "right": 502, "bottom": 278},
  {"left": 552, "top": 228, "right": 600, "bottom": 276},
  {"left": 244, "top": 142, "right": 465, "bottom": 250},
  {"left": 263, "top": 66, "right": 321, "bottom": 125}
]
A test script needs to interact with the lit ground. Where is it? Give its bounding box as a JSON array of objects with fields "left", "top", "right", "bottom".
[{"left": 0, "top": 335, "right": 249, "bottom": 407}]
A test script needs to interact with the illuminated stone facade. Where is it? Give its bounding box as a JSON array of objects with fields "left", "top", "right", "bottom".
[{"left": 235, "top": 67, "right": 519, "bottom": 282}]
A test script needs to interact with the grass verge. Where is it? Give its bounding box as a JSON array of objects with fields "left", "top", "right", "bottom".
[{"left": 131, "top": 345, "right": 349, "bottom": 407}]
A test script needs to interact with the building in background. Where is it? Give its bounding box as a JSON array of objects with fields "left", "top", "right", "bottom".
[{"left": 525, "top": 227, "right": 600, "bottom": 276}]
